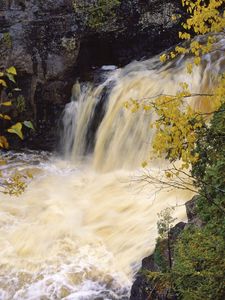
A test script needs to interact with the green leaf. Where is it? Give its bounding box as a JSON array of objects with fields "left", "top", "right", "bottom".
[
  {"left": 6, "top": 66, "right": 17, "bottom": 75},
  {"left": 7, "top": 122, "right": 23, "bottom": 139},
  {"left": 6, "top": 73, "right": 16, "bottom": 83},
  {"left": 23, "top": 120, "right": 35, "bottom": 131}
]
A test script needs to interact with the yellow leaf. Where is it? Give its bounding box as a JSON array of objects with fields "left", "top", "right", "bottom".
[
  {"left": 165, "top": 171, "right": 172, "bottom": 178},
  {"left": 186, "top": 63, "right": 193, "bottom": 74},
  {"left": 194, "top": 56, "right": 201, "bottom": 66},
  {"left": 0, "top": 114, "right": 11, "bottom": 120},
  {"left": 0, "top": 72, "right": 4, "bottom": 77},
  {"left": 7, "top": 122, "right": 24, "bottom": 139},
  {"left": 171, "top": 15, "right": 177, "bottom": 21},
  {"left": 170, "top": 52, "right": 176, "bottom": 59},
  {"left": 6, "top": 66, "right": 17, "bottom": 75},
  {"left": 160, "top": 54, "right": 167, "bottom": 63},
  {"left": 142, "top": 161, "right": 148, "bottom": 168},
  {"left": 0, "top": 136, "right": 9, "bottom": 149},
  {"left": 0, "top": 79, "right": 7, "bottom": 87},
  {"left": 3, "top": 115, "right": 11, "bottom": 120},
  {"left": 1, "top": 101, "right": 12, "bottom": 106},
  {"left": 143, "top": 105, "right": 151, "bottom": 111},
  {"left": 26, "top": 170, "right": 34, "bottom": 179}
]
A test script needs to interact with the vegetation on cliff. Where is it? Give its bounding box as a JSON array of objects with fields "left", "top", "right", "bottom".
[
  {"left": 73, "top": 0, "right": 121, "bottom": 29},
  {"left": 0, "top": 67, "right": 34, "bottom": 195},
  {"left": 141, "top": 105, "right": 225, "bottom": 299},
  {"left": 130, "top": 0, "right": 225, "bottom": 299}
]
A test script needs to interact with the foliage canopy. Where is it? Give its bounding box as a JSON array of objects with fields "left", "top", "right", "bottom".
[{"left": 136, "top": 0, "right": 225, "bottom": 299}]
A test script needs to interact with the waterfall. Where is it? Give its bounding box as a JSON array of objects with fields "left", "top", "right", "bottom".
[
  {"left": 0, "top": 35, "right": 224, "bottom": 299},
  {"left": 61, "top": 34, "right": 225, "bottom": 172}
]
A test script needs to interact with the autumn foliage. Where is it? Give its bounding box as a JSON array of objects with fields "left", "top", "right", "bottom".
[
  {"left": 0, "top": 67, "right": 34, "bottom": 195},
  {"left": 133, "top": 0, "right": 225, "bottom": 299}
]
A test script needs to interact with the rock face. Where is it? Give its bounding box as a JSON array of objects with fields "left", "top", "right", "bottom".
[
  {"left": 0, "top": 0, "right": 183, "bottom": 150},
  {"left": 130, "top": 197, "right": 202, "bottom": 300},
  {"left": 130, "top": 222, "right": 186, "bottom": 300}
]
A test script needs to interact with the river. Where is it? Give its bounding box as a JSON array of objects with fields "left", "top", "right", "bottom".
[{"left": 0, "top": 35, "right": 224, "bottom": 299}]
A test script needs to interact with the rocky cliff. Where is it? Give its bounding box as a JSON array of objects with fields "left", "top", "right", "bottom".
[
  {"left": 130, "top": 197, "right": 202, "bottom": 300},
  {"left": 0, "top": 0, "right": 184, "bottom": 149}
]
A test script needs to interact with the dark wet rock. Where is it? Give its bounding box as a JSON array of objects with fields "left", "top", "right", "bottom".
[
  {"left": 186, "top": 195, "right": 199, "bottom": 222},
  {"left": 0, "top": 0, "right": 184, "bottom": 150},
  {"left": 130, "top": 197, "right": 199, "bottom": 300},
  {"left": 185, "top": 195, "right": 203, "bottom": 227},
  {"left": 130, "top": 222, "right": 185, "bottom": 300}
]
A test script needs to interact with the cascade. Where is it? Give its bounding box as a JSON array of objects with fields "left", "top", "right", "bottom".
[
  {"left": 0, "top": 35, "right": 224, "bottom": 299},
  {"left": 61, "top": 34, "right": 225, "bottom": 171}
]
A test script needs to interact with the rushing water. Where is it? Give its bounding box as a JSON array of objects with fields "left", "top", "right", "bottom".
[{"left": 0, "top": 35, "right": 224, "bottom": 299}]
